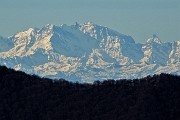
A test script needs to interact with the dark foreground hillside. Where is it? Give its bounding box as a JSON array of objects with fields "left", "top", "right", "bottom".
[{"left": 0, "top": 66, "right": 180, "bottom": 120}]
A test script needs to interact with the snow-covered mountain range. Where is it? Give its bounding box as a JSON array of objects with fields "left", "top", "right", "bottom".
[{"left": 0, "top": 22, "right": 179, "bottom": 82}]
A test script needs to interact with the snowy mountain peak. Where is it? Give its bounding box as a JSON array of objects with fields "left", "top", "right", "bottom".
[
  {"left": 44, "top": 24, "right": 54, "bottom": 29},
  {"left": 79, "top": 22, "right": 135, "bottom": 44},
  {"left": 27, "top": 28, "right": 34, "bottom": 33},
  {"left": 83, "top": 21, "right": 95, "bottom": 26},
  {"left": 41, "top": 24, "right": 55, "bottom": 33},
  {"left": 0, "top": 23, "right": 179, "bottom": 82},
  {"left": 14, "top": 28, "right": 36, "bottom": 38},
  {"left": 147, "top": 34, "right": 161, "bottom": 44}
]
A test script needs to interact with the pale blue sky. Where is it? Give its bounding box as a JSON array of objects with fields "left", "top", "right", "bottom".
[{"left": 0, "top": 0, "right": 179, "bottom": 43}]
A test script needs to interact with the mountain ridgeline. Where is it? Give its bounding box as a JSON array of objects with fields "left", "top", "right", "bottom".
[
  {"left": 0, "top": 22, "right": 179, "bottom": 82},
  {"left": 0, "top": 66, "right": 180, "bottom": 120}
]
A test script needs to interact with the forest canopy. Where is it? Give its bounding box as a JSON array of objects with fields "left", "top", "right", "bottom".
[{"left": 0, "top": 66, "right": 180, "bottom": 120}]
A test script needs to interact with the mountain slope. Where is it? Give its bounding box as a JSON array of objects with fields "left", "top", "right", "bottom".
[
  {"left": 140, "top": 35, "right": 172, "bottom": 65},
  {"left": 0, "top": 22, "right": 179, "bottom": 82},
  {"left": 0, "top": 36, "right": 13, "bottom": 52},
  {"left": 169, "top": 41, "right": 180, "bottom": 64}
]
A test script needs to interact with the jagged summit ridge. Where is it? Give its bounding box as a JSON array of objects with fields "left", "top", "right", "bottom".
[
  {"left": 0, "top": 22, "right": 179, "bottom": 82},
  {"left": 146, "top": 34, "right": 162, "bottom": 44}
]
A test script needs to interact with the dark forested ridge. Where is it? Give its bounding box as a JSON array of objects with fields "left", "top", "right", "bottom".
[{"left": 0, "top": 66, "right": 180, "bottom": 120}]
